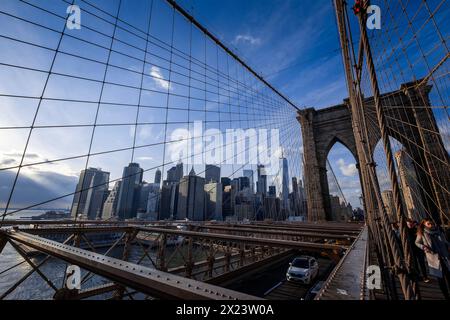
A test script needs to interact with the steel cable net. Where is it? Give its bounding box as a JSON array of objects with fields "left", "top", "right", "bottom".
[
  {"left": 334, "top": 0, "right": 450, "bottom": 300},
  {"left": 326, "top": 160, "right": 350, "bottom": 206},
  {"left": 0, "top": 0, "right": 303, "bottom": 223},
  {"left": 357, "top": 0, "right": 450, "bottom": 225}
]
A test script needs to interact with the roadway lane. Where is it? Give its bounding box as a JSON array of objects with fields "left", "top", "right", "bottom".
[
  {"left": 265, "top": 257, "right": 334, "bottom": 300},
  {"left": 223, "top": 255, "right": 293, "bottom": 297},
  {"left": 223, "top": 252, "right": 335, "bottom": 300}
]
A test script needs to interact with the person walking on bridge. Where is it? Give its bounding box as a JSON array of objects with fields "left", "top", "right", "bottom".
[
  {"left": 406, "top": 219, "right": 429, "bottom": 283},
  {"left": 416, "top": 218, "right": 450, "bottom": 300}
]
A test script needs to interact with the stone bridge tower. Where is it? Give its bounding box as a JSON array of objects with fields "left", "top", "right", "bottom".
[{"left": 297, "top": 81, "right": 450, "bottom": 223}]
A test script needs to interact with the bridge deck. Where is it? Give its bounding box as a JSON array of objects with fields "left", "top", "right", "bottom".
[
  {"left": 412, "top": 282, "right": 447, "bottom": 300},
  {"left": 375, "top": 272, "right": 447, "bottom": 300},
  {"left": 315, "top": 227, "right": 367, "bottom": 300},
  {"left": 264, "top": 257, "right": 334, "bottom": 300},
  {"left": 316, "top": 225, "right": 447, "bottom": 300},
  {"left": 2, "top": 230, "right": 261, "bottom": 300}
]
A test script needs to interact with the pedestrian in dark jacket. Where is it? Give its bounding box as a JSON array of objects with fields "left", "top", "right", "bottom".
[
  {"left": 416, "top": 219, "right": 450, "bottom": 300},
  {"left": 406, "top": 218, "right": 429, "bottom": 282}
]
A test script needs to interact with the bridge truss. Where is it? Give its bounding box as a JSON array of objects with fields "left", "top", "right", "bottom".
[{"left": 0, "top": 221, "right": 360, "bottom": 300}]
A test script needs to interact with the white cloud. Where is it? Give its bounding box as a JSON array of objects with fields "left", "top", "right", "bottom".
[
  {"left": 137, "top": 125, "right": 152, "bottom": 140},
  {"left": 149, "top": 66, "right": 170, "bottom": 90},
  {"left": 337, "top": 158, "right": 358, "bottom": 177},
  {"left": 137, "top": 156, "right": 153, "bottom": 161},
  {"left": 0, "top": 148, "right": 79, "bottom": 178},
  {"left": 273, "top": 146, "right": 284, "bottom": 159},
  {"left": 243, "top": 2, "right": 330, "bottom": 77},
  {"left": 233, "top": 34, "right": 261, "bottom": 46},
  {"left": 0, "top": 169, "right": 78, "bottom": 209}
]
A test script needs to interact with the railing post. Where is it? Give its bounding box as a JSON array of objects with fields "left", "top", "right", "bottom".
[
  {"left": 157, "top": 233, "right": 167, "bottom": 272},
  {"left": 224, "top": 244, "right": 231, "bottom": 273},
  {"left": 185, "top": 237, "right": 194, "bottom": 278},
  {"left": 113, "top": 229, "right": 134, "bottom": 300},
  {"left": 251, "top": 247, "right": 256, "bottom": 263},
  {"left": 239, "top": 244, "right": 245, "bottom": 267},
  {"left": 206, "top": 243, "right": 215, "bottom": 279},
  {"left": 74, "top": 232, "right": 81, "bottom": 248}
]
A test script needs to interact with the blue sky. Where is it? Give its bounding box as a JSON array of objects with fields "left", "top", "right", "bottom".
[
  {"left": 6, "top": 0, "right": 448, "bottom": 211},
  {"left": 0, "top": 0, "right": 365, "bottom": 210},
  {"left": 175, "top": 0, "right": 364, "bottom": 206},
  {"left": 176, "top": 0, "right": 347, "bottom": 108}
]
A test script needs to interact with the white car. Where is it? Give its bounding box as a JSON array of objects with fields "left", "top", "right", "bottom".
[{"left": 286, "top": 256, "right": 319, "bottom": 284}]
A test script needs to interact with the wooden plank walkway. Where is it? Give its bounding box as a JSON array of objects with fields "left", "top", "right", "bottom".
[
  {"left": 316, "top": 225, "right": 447, "bottom": 300},
  {"left": 315, "top": 227, "right": 367, "bottom": 300},
  {"left": 375, "top": 275, "right": 447, "bottom": 300}
]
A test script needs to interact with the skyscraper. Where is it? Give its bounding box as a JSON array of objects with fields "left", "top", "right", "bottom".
[
  {"left": 234, "top": 187, "right": 255, "bottom": 221},
  {"left": 138, "top": 183, "right": 151, "bottom": 213},
  {"left": 138, "top": 182, "right": 160, "bottom": 213},
  {"left": 154, "top": 169, "right": 162, "bottom": 185},
  {"left": 298, "top": 179, "right": 307, "bottom": 216},
  {"left": 102, "top": 181, "right": 122, "bottom": 220},
  {"left": 329, "top": 195, "right": 342, "bottom": 221},
  {"left": 146, "top": 183, "right": 160, "bottom": 220},
  {"left": 161, "top": 164, "right": 180, "bottom": 220},
  {"left": 204, "top": 182, "right": 222, "bottom": 220},
  {"left": 268, "top": 185, "right": 276, "bottom": 196},
  {"left": 159, "top": 184, "right": 173, "bottom": 220},
  {"left": 281, "top": 157, "right": 290, "bottom": 212},
  {"left": 381, "top": 190, "right": 396, "bottom": 223},
  {"left": 395, "top": 150, "right": 426, "bottom": 221},
  {"left": 166, "top": 162, "right": 183, "bottom": 184},
  {"left": 221, "top": 177, "right": 231, "bottom": 189},
  {"left": 222, "top": 185, "right": 233, "bottom": 218},
  {"left": 235, "top": 203, "right": 254, "bottom": 221},
  {"left": 175, "top": 162, "right": 183, "bottom": 181},
  {"left": 116, "top": 163, "right": 143, "bottom": 220},
  {"left": 71, "top": 168, "right": 110, "bottom": 219},
  {"left": 205, "top": 164, "right": 221, "bottom": 183},
  {"left": 291, "top": 177, "right": 301, "bottom": 216},
  {"left": 85, "top": 170, "right": 110, "bottom": 220},
  {"left": 230, "top": 179, "right": 240, "bottom": 216},
  {"left": 264, "top": 195, "right": 280, "bottom": 220},
  {"left": 177, "top": 168, "right": 205, "bottom": 221},
  {"left": 254, "top": 193, "right": 264, "bottom": 220},
  {"left": 243, "top": 169, "right": 254, "bottom": 193},
  {"left": 329, "top": 195, "right": 353, "bottom": 222},
  {"left": 256, "top": 165, "right": 267, "bottom": 195},
  {"left": 238, "top": 176, "right": 250, "bottom": 191},
  {"left": 71, "top": 168, "right": 96, "bottom": 217},
  {"left": 169, "top": 184, "right": 179, "bottom": 219},
  {"left": 166, "top": 167, "right": 177, "bottom": 183},
  {"left": 232, "top": 178, "right": 241, "bottom": 192}
]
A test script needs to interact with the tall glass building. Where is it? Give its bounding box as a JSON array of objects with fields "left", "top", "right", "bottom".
[{"left": 116, "top": 163, "right": 143, "bottom": 220}]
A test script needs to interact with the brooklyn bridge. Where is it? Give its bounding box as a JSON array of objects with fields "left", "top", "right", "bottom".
[{"left": 0, "top": 0, "right": 449, "bottom": 301}]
